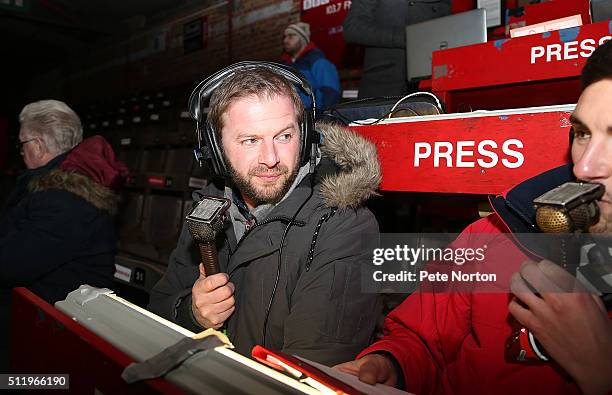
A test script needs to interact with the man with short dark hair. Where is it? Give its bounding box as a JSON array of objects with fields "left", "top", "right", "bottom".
[
  {"left": 336, "top": 41, "right": 612, "bottom": 395},
  {"left": 148, "top": 65, "right": 381, "bottom": 365}
]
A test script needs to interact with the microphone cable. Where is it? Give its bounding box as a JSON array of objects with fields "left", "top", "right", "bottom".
[{"left": 262, "top": 174, "right": 315, "bottom": 346}]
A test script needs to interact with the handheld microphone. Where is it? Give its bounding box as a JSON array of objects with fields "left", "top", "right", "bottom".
[
  {"left": 185, "top": 196, "right": 231, "bottom": 276},
  {"left": 534, "top": 182, "right": 604, "bottom": 233},
  {"left": 534, "top": 182, "right": 604, "bottom": 271}
]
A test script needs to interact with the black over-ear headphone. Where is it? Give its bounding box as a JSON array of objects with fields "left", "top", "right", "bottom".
[{"left": 188, "top": 61, "right": 319, "bottom": 177}]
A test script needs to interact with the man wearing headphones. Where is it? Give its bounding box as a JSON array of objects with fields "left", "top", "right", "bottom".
[{"left": 148, "top": 63, "right": 382, "bottom": 365}]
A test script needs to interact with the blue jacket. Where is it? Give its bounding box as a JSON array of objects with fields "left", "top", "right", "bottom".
[{"left": 282, "top": 43, "right": 341, "bottom": 111}]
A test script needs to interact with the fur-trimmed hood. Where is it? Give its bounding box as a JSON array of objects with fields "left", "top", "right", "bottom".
[
  {"left": 29, "top": 169, "right": 120, "bottom": 215},
  {"left": 317, "top": 122, "right": 381, "bottom": 208},
  {"left": 27, "top": 135, "right": 127, "bottom": 215}
]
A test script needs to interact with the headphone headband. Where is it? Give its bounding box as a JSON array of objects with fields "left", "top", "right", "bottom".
[{"left": 188, "top": 61, "right": 316, "bottom": 122}]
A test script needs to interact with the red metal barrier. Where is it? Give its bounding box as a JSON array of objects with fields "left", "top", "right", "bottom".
[
  {"left": 432, "top": 21, "right": 612, "bottom": 111},
  {"left": 10, "top": 288, "right": 185, "bottom": 395},
  {"left": 352, "top": 106, "right": 572, "bottom": 195}
]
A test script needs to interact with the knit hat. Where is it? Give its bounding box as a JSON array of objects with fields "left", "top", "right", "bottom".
[{"left": 285, "top": 22, "right": 310, "bottom": 45}]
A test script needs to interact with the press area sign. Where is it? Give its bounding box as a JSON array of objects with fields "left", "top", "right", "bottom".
[
  {"left": 432, "top": 20, "right": 612, "bottom": 92},
  {"left": 530, "top": 35, "right": 611, "bottom": 64},
  {"left": 353, "top": 108, "right": 572, "bottom": 195}
]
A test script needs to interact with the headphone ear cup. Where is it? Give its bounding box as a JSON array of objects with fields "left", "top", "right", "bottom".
[
  {"left": 205, "top": 122, "right": 227, "bottom": 176},
  {"left": 300, "top": 109, "right": 315, "bottom": 167}
]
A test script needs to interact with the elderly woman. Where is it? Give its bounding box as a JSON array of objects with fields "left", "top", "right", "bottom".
[{"left": 0, "top": 100, "right": 127, "bottom": 370}]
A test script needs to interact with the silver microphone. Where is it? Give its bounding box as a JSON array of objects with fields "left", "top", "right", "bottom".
[{"left": 185, "top": 196, "right": 231, "bottom": 276}]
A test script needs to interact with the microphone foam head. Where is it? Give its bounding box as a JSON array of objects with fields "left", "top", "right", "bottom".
[
  {"left": 536, "top": 206, "right": 572, "bottom": 233},
  {"left": 186, "top": 216, "right": 225, "bottom": 242},
  {"left": 536, "top": 202, "right": 599, "bottom": 233},
  {"left": 185, "top": 196, "right": 231, "bottom": 242}
]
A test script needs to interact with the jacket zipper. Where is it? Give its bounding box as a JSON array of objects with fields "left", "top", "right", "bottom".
[{"left": 227, "top": 216, "right": 306, "bottom": 270}]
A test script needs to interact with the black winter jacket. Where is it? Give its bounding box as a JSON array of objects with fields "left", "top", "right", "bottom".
[
  {"left": 0, "top": 142, "right": 122, "bottom": 301},
  {"left": 0, "top": 136, "right": 124, "bottom": 371},
  {"left": 149, "top": 123, "right": 382, "bottom": 365}
]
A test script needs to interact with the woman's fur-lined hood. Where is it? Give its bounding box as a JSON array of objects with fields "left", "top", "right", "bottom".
[
  {"left": 317, "top": 122, "right": 381, "bottom": 208},
  {"left": 29, "top": 169, "right": 120, "bottom": 215},
  {"left": 26, "top": 136, "right": 127, "bottom": 215}
]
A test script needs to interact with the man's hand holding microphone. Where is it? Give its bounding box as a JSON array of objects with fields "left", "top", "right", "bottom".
[
  {"left": 191, "top": 264, "right": 235, "bottom": 329},
  {"left": 185, "top": 196, "right": 234, "bottom": 329}
]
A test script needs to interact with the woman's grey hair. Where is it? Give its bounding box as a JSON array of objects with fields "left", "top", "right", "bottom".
[{"left": 19, "top": 100, "right": 83, "bottom": 155}]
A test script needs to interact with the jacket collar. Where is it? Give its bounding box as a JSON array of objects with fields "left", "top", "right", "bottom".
[
  {"left": 223, "top": 177, "right": 313, "bottom": 274},
  {"left": 490, "top": 164, "right": 574, "bottom": 233},
  {"left": 19, "top": 152, "right": 65, "bottom": 182},
  {"left": 489, "top": 164, "right": 574, "bottom": 258},
  {"left": 5, "top": 153, "right": 66, "bottom": 209},
  {"left": 281, "top": 42, "right": 317, "bottom": 63},
  {"left": 201, "top": 177, "right": 312, "bottom": 273}
]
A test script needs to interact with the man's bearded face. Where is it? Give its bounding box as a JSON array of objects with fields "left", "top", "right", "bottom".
[
  {"left": 220, "top": 94, "right": 301, "bottom": 208},
  {"left": 571, "top": 79, "right": 612, "bottom": 234}
]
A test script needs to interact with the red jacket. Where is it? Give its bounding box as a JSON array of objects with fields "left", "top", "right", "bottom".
[{"left": 359, "top": 165, "right": 598, "bottom": 395}]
